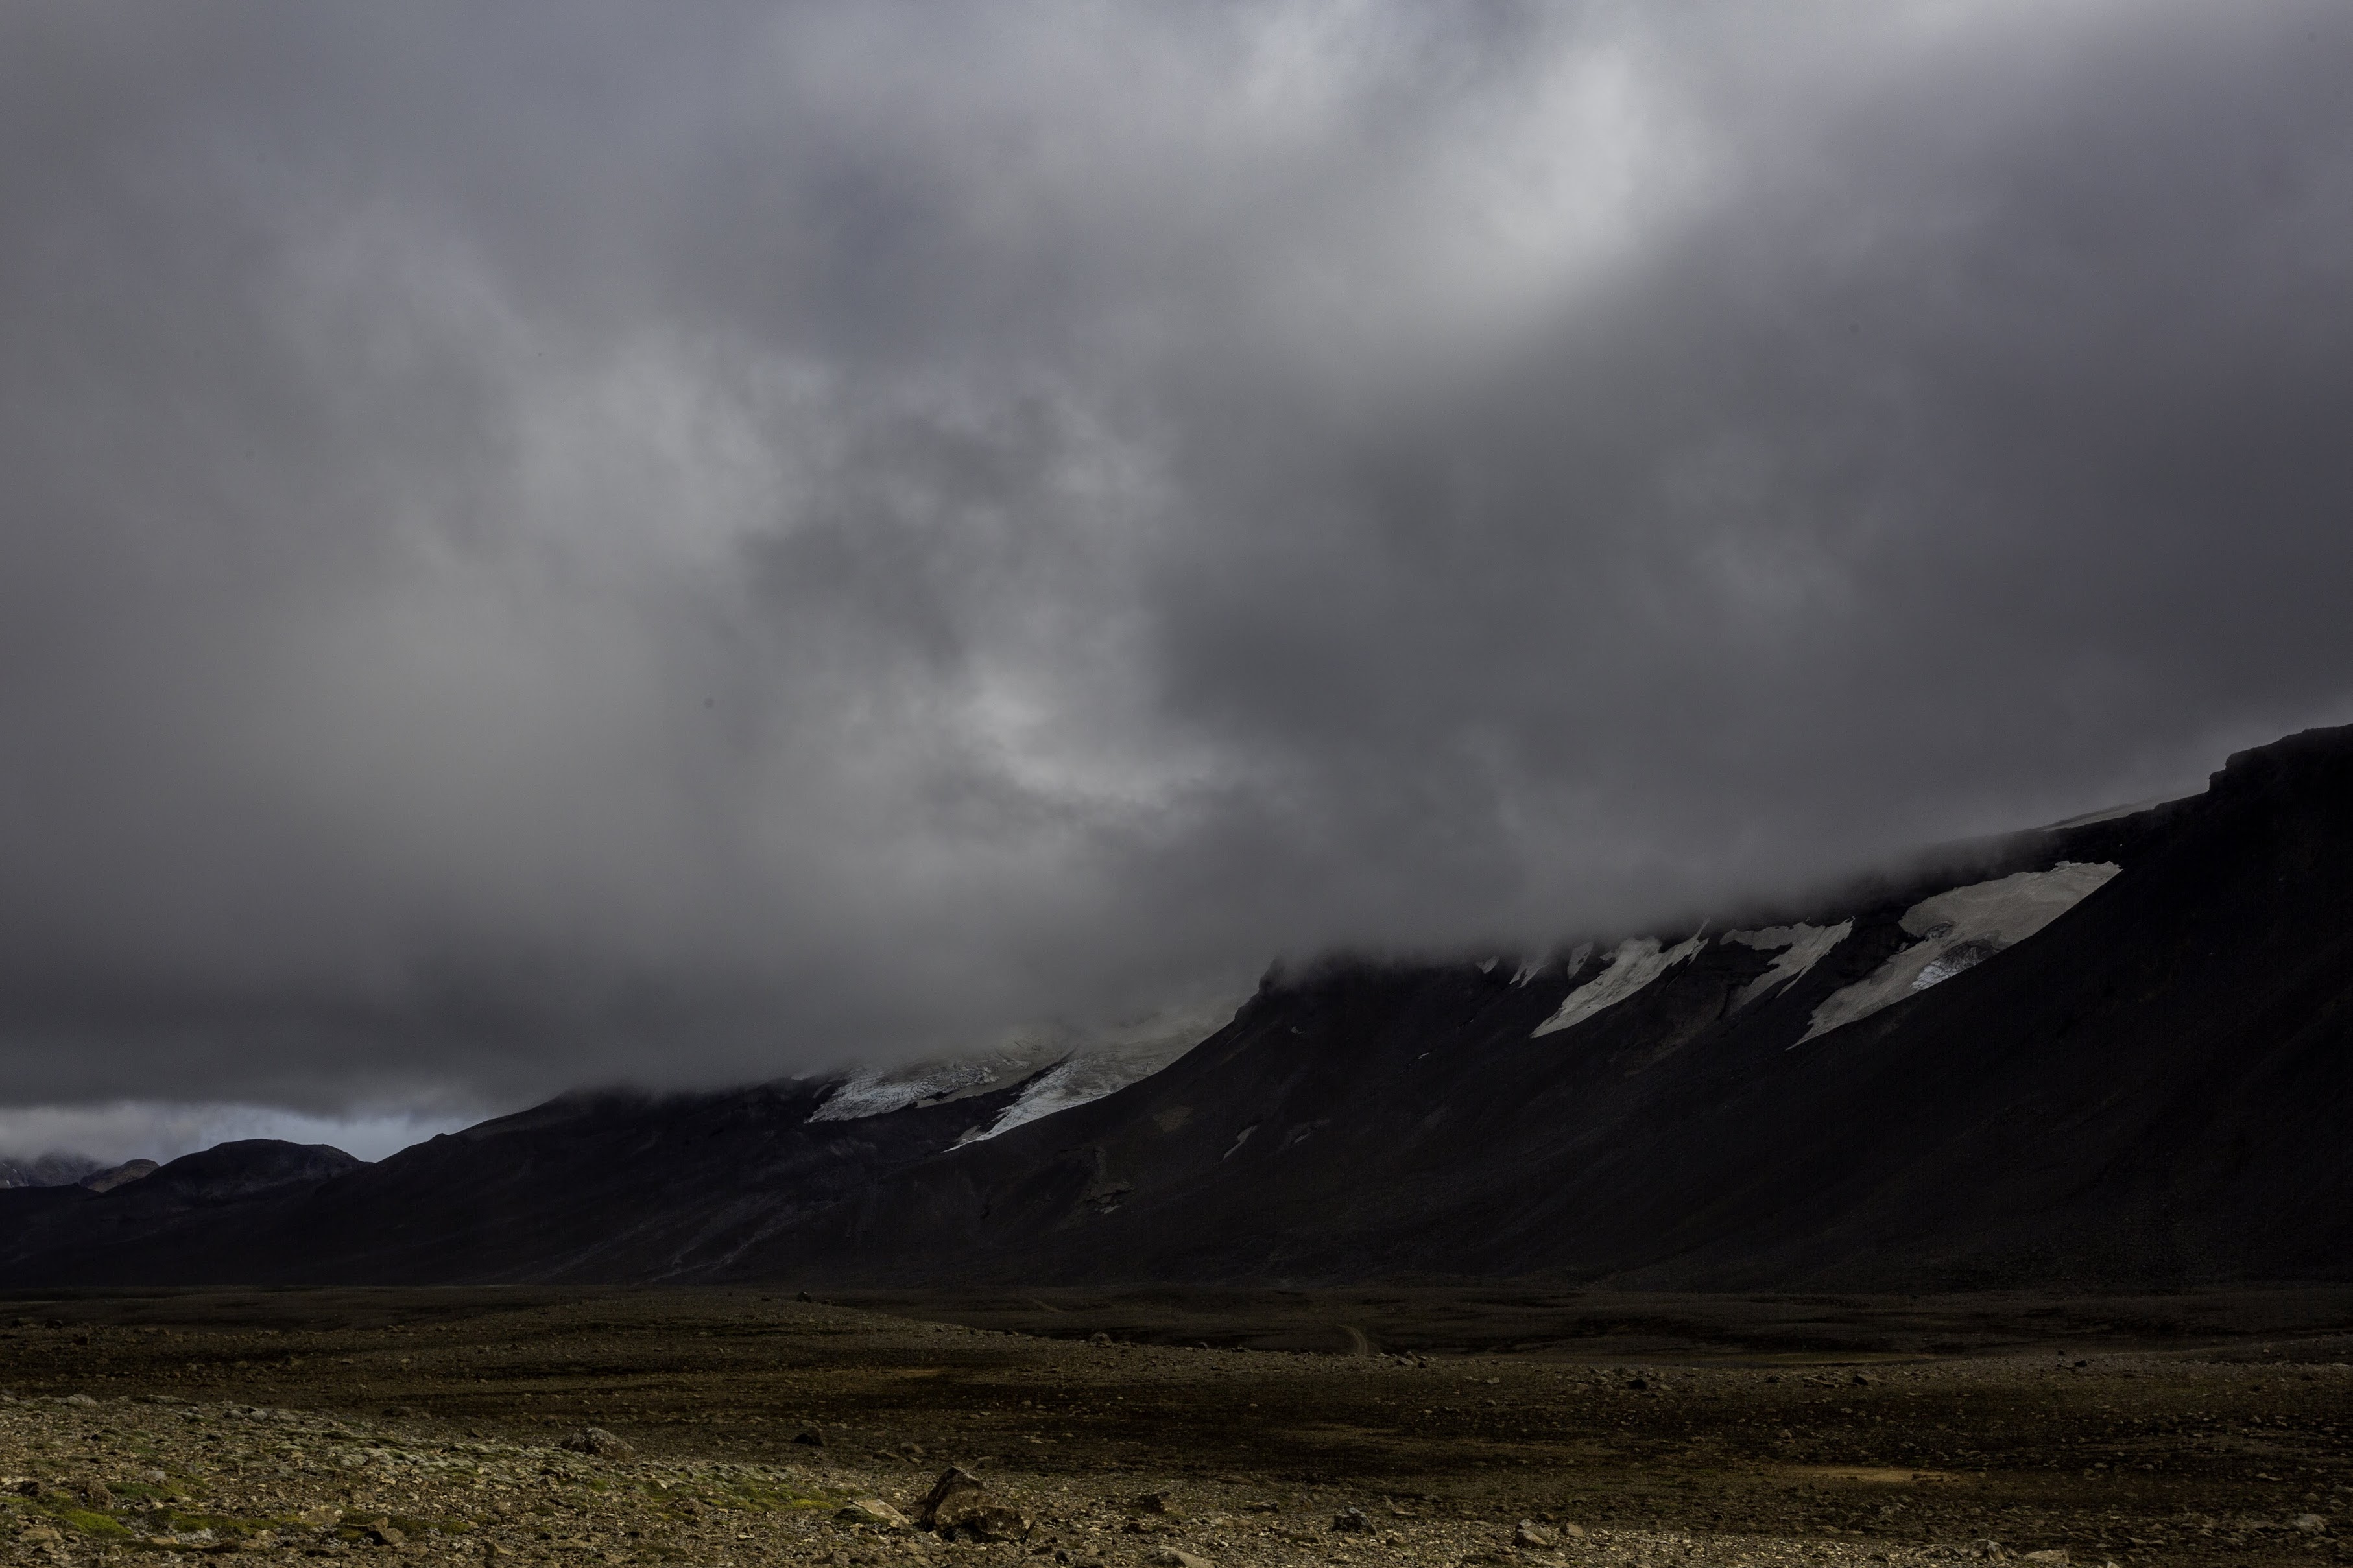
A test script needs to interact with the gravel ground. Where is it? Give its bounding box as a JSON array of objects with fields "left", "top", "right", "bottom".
[{"left": 0, "top": 1289, "right": 2344, "bottom": 1566}]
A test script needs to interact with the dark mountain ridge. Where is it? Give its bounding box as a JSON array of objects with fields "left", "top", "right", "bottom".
[{"left": 3, "top": 724, "right": 2348, "bottom": 1290}]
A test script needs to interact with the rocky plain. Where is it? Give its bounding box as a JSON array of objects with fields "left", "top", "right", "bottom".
[{"left": 0, "top": 1287, "right": 2344, "bottom": 1566}]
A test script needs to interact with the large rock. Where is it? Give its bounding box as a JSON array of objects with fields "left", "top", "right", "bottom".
[
  {"left": 918, "top": 1466, "right": 1031, "bottom": 1542},
  {"left": 837, "top": 1498, "right": 912, "bottom": 1533},
  {"left": 558, "top": 1426, "right": 635, "bottom": 1459}
]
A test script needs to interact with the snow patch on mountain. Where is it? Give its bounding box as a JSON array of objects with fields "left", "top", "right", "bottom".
[
  {"left": 1800, "top": 861, "right": 2121, "bottom": 1042},
  {"left": 809, "top": 995, "right": 1244, "bottom": 1138},
  {"left": 1512, "top": 942, "right": 1590, "bottom": 989},
  {"left": 808, "top": 1055, "right": 1029, "bottom": 1123},
  {"left": 1726, "top": 921, "right": 1854, "bottom": 1010},
  {"left": 1532, "top": 935, "right": 1704, "bottom": 1038},
  {"left": 958, "top": 996, "right": 1242, "bottom": 1143}
]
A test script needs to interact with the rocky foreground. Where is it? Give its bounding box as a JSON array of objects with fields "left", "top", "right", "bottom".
[
  {"left": 0, "top": 1287, "right": 2347, "bottom": 1567},
  {"left": 0, "top": 1386, "right": 2086, "bottom": 1567}
]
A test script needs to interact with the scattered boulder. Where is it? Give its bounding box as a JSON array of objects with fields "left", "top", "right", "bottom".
[
  {"left": 1129, "top": 1491, "right": 1186, "bottom": 1517},
  {"left": 1512, "top": 1520, "right": 1555, "bottom": 1549},
  {"left": 2021, "top": 1551, "right": 2067, "bottom": 1564},
  {"left": 2291, "top": 1515, "right": 2328, "bottom": 1533},
  {"left": 920, "top": 1466, "right": 1032, "bottom": 1543},
  {"left": 558, "top": 1426, "right": 636, "bottom": 1460},
  {"left": 1332, "top": 1506, "right": 1372, "bottom": 1533},
  {"left": 837, "top": 1497, "right": 913, "bottom": 1533},
  {"left": 792, "top": 1428, "right": 826, "bottom": 1447},
  {"left": 1149, "top": 1550, "right": 1213, "bottom": 1568},
  {"left": 62, "top": 1393, "right": 98, "bottom": 1407}
]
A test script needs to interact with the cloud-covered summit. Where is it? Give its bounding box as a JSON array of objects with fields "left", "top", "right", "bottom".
[{"left": 3, "top": 1, "right": 2350, "bottom": 1119}]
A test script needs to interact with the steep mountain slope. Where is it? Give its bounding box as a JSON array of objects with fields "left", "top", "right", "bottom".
[
  {"left": 751, "top": 726, "right": 2350, "bottom": 1289},
  {"left": 1, "top": 724, "right": 2345, "bottom": 1290}
]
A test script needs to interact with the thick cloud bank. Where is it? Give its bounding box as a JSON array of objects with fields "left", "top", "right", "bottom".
[{"left": 3, "top": 1, "right": 2351, "bottom": 1119}]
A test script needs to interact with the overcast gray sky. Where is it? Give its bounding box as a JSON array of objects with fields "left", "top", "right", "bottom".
[{"left": 4, "top": 0, "right": 2350, "bottom": 1151}]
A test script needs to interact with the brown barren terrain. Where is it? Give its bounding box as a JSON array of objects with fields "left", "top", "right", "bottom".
[{"left": 0, "top": 1287, "right": 2346, "bottom": 1565}]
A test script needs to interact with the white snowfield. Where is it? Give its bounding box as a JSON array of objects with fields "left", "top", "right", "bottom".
[
  {"left": 1532, "top": 934, "right": 1705, "bottom": 1038},
  {"left": 1798, "top": 861, "right": 2122, "bottom": 1042},
  {"left": 1725, "top": 921, "right": 1854, "bottom": 1010},
  {"left": 807, "top": 995, "right": 1244, "bottom": 1141}
]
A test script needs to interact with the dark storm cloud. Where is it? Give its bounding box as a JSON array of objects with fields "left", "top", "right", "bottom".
[{"left": 2, "top": 1, "right": 2350, "bottom": 1118}]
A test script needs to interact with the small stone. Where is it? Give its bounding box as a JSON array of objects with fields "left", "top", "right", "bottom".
[
  {"left": 2022, "top": 1551, "right": 2067, "bottom": 1564},
  {"left": 2291, "top": 1515, "right": 2328, "bottom": 1533},
  {"left": 558, "top": 1426, "right": 635, "bottom": 1459},
  {"left": 1129, "top": 1491, "right": 1184, "bottom": 1517},
  {"left": 793, "top": 1428, "right": 826, "bottom": 1446},
  {"left": 62, "top": 1392, "right": 97, "bottom": 1407},
  {"left": 1090, "top": 1331, "right": 1112, "bottom": 1345},
  {"left": 1148, "top": 1550, "right": 1212, "bottom": 1568},
  {"left": 1512, "top": 1521, "right": 1555, "bottom": 1549},
  {"left": 1332, "top": 1506, "right": 1372, "bottom": 1534},
  {"left": 839, "top": 1497, "right": 913, "bottom": 1532},
  {"left": 1559, "top": 1523, "right": 1586, "bottom": 1538}
]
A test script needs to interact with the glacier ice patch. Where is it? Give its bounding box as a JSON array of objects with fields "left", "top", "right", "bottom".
[
  {"left": 1532, "top": 934, "right": 1704, "bottom": 1038},
  {"left": 1799, "top": 861, "right": 2121, "bottom": 1042},
  {"left": 1725, "top": 921, "right": 1853, "bottom": 1010}
]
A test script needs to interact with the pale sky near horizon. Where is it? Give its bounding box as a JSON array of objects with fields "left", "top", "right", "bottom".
[{"left": 3, "top": 1, "right": 2351, "bottom": 1157}]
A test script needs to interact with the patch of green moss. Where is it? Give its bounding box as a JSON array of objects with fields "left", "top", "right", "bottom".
[
  {"left": 724, "top": 1477, "right": 826, "bottom": 1512},
  {"left": 49, "top": 1505, "right": 130, "bottom": 1538}
]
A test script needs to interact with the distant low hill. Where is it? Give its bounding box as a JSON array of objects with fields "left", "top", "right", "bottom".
[{"left": 4, "top": 724, "right": 2348, "bottom": 1292}]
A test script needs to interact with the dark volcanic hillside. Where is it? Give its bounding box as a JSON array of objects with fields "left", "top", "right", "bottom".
[
  {"left": 766, "top": 726, "right": 2350, "bottom": 1290},
  {"left": 3, "top": 724, "right": 2348, "bottom": 1290},
  {"left": 0, "top": 1081, "right": 1038, "bottom": 1285}
]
